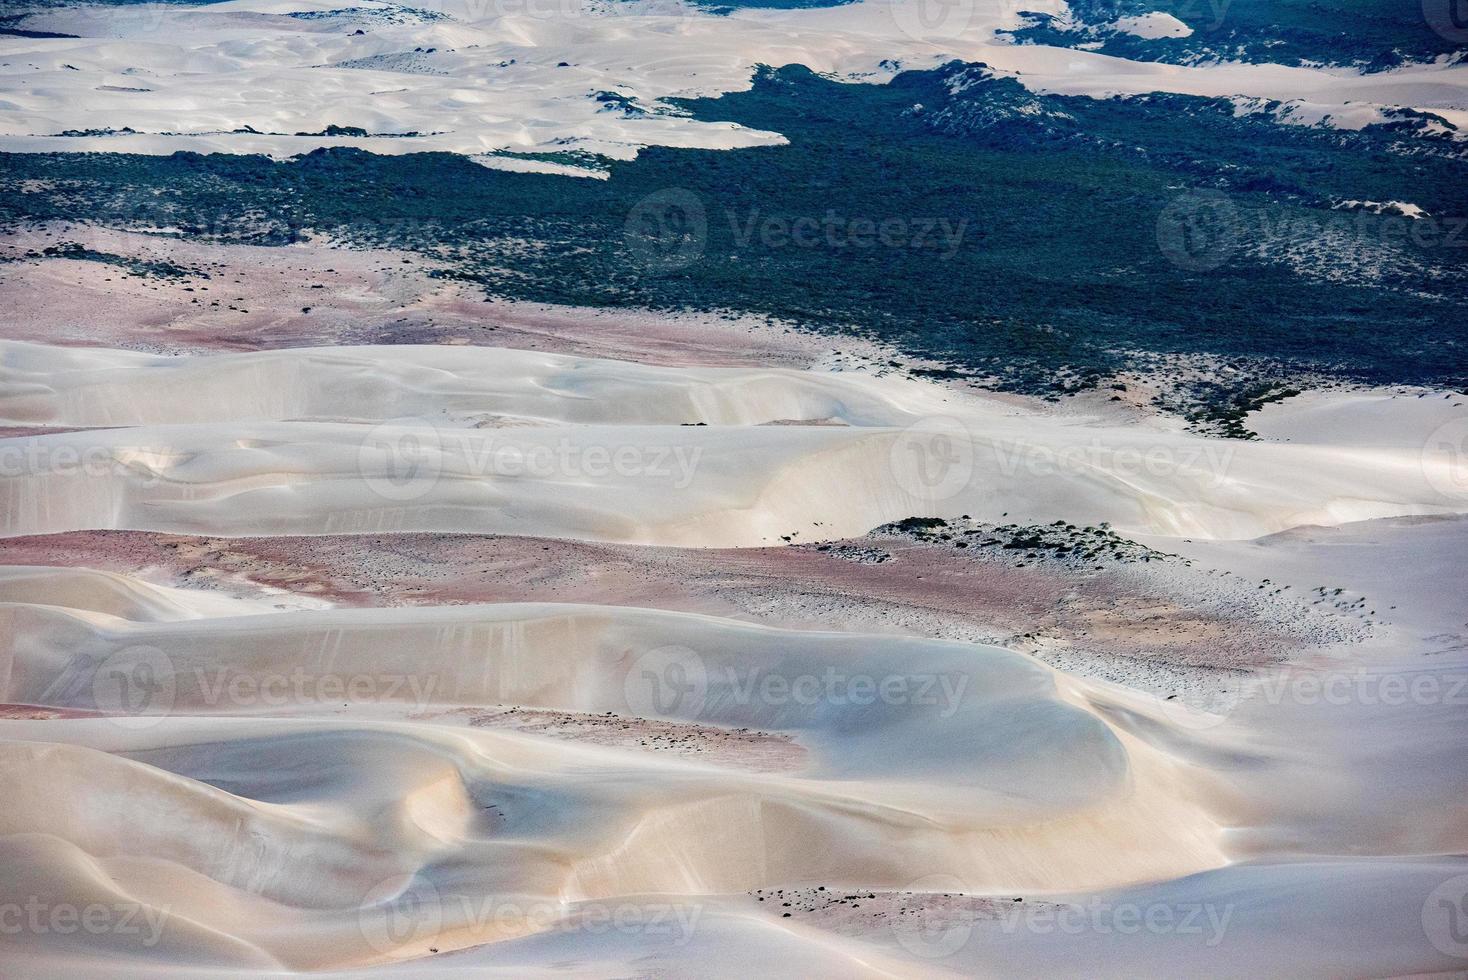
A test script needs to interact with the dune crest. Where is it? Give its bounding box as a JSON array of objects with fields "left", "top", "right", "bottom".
[{"left": 2, "top": 411, "right": 1463, "bottom": 544}]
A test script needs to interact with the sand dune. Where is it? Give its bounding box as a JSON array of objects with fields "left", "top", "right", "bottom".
[
  {"left": 0, "top": 701, "right": 1221, "bottom": 968},
  {"left": 3, "top": 343, "right": 1462, "bottom": 547},
  {"left": 0, "top": 579, "right": 1215, "bottom": 818},
  {"left": 0, "top": 567, "right": 1237, "bottom": 971},
  {"left": 0, "top": 563, "right": 314, "bottom": 620},
  {"left": 2, "top": 329, "right": 1465, "bottom": 975},
  {"left": 0, "top": 707, "right": 1222, "bottom": 969},
  {"left": 0, "top": 340, "right": 943, "bottom": 428},
  {"left": 2, "top": 0, "right": 1463, "bottom": 163},
  {"left": 311, "top": 856, "right": 1464, "bottom": 979},
  {"left": 1249, "top": 387, "right": 1468, "bottom": 449},
  {"left": 0, "top": 409, "right": 1463, "bottom": 544}
]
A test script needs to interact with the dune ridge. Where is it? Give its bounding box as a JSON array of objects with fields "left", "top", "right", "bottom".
[
  {"left": 0, "top": 340, "right": 944, "bottom": 429},
  {"left": 2, "top": 333, "right": 1465, "bottom": 975},
  {"left": 1, "top": 413, "right": 1462, "bottom": 544}
]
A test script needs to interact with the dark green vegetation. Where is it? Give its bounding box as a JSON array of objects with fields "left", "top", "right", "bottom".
[
  {"left": 3, "top": 62, "right": 1466, "bottom": 406},
  {"left": 0, "top": 25, "right": 79, "bottom": 38},
  {"left": 878, "top": 517, "right": 1180, "bottom": 567},
  {"left": 1005, "top": 0, "right": 1466, "bottom": 71},
  {"left": 1186, "top": 383, "right": 1302, "bottom": 439},
  {"left": 11, "top": 241, "right": 202, "bottom": 280}
]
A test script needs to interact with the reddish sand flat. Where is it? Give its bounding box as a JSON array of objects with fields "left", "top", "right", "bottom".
[
  {"left": 421, "top": 705, "right": 806, "bottom": 773},
  {"left": 0, "top": 225, "right": 885, "bottom": 371},
  {"left": 0, "top": 524, "right": 1361, "bottom": 678}
]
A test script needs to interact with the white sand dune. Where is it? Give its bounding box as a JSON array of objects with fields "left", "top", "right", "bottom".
[
  {"left": 321, "top": 857, "right": 1465, "bottom": 979},
  {"left": 1248, "top": 387, "right": 1468, "bottom": 449},
  {"left": 17, "top": 853, "right": 1466, "bottom": 979},
  {"left": 0, "top": 580, "right": 1217, "bottom": 824},
  {"left": 4, "top": 343, "right": 1462, "bottom": 546},
  {"left": 0, "top": 564, "right": 313, "bottom": 621},
  {"left": 3, "top": 332, "right": 1466, "bottom": 975},
  {"left": 1, "top": 559, "right": 1465, "bottom": 974},
  {"left": 1, "top": 0, "right": 1463, "bottom": 163},
  {"left": 460, "top": 856, "right": 1468, "bottom": 980},
  {"left": 0, "top": 340, "right": 945, "bottom": 428},
  {"left": 0, "top": 566, "right": 1234, "bottom": 970},
  {"left": 0, "top": 702, "right": 1220, "bottom": 970},
  {"left": 943, "top": 856, "right": 1468, "bottom": 978},
  {"left": 0, "top": 412, "right": 1463, "bottom": 544}
]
